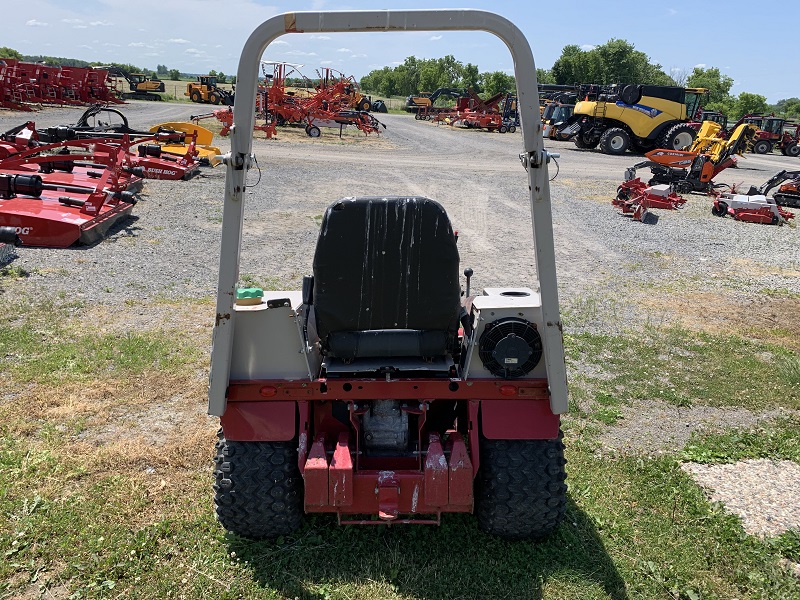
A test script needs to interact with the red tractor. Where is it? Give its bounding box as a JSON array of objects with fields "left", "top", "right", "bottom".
[
  {"left": 208, "top": 9, "right": 568, "bottom": 540},
  {"left": 741, "top": 115, "right": 799, "bottom": 156}
]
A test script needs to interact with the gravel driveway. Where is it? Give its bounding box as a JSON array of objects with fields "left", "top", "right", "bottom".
[{"left": 2, "top": 103, "right": 798, "bottom": 311}]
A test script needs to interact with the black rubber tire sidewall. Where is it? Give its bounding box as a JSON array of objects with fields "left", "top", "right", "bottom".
[
  {"left": 476, "top": 433, "right": 567, "bottom": 541},
  {"left": 599, "top": 127, "right": 631, "bottom": 155},
  {"left": 213, "top": 431, "right": 303, "bottom": 539},
  {"left": 658, "top": 123, "right": 697, "bottom": 151},
  {"left": 753, "top": 140, "right": 771, "bottom": 154}
]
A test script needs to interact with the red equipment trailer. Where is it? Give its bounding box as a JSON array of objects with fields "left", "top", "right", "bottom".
[{"left": 208, "top": 9, "right": 567, "bottom": 540}]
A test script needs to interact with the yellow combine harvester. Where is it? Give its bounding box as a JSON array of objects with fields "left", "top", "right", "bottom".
[{"left": 558, "top": 84, "right": 709, "bottom": 155}]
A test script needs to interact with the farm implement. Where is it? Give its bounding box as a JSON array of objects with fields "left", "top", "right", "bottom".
[
  {"left": 709, "top": 169, "right": 800, "bottom": 225},
  {"left": 613, "top": 180, "right": 686, "bottom": 222},
  {"left": 711, "top": 192, "right": 794, "bottom": 225},
  {"left": 612, "top": 121, "right": 794, "bottom": 223},
  {"left": 0, "top": 59, "right": 121, "bottom": 111},
  {"left": 249, "top": 62, "right": 386, "bottom": 138},
  {"left": 209, "top": 9, "right": 568, "bottom": 540},
  {"left": 431, "top": 90, "right": 519, "bottom": 133},
  {"left": 0, "top": 118, "right": 207, "bottom": 247}
]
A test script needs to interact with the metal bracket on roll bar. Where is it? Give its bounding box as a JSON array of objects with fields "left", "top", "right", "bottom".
[
  {"left": 216, "top": 152, "right": 256, "bottom": 170},
  {"left": 519, "top": 150, "right": 560, "bottom": 171}
]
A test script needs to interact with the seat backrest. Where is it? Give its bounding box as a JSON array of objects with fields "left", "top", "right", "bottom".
[{"left": 312, "top": 196, "right": 460, "bottom": 353}]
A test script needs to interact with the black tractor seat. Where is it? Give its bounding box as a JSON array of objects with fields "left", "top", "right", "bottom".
[{"left": 309, "top": 196, "right": 461, "bottom": 376}]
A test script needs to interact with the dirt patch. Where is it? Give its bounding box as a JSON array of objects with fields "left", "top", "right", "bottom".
[
  {"left": 597, "top": 399, "right": 794, "bottom": 456},
  {"left": 637, "top": 291, "right": 800, "bottom": 350}
]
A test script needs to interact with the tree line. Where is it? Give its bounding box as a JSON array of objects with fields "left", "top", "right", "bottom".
[
  {"left": 4, "top": 42, "right": 797, "bottom": 120},
  {"left": 358, "top": 41, "right": 799, "bottom": 121}
]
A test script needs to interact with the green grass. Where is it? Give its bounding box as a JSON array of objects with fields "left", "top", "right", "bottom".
[
  {"left": 1, "top": 301, "right": 799, "bottom": 598},
  {"left": 682, "top": 416, "right": 800, "bottom": 464},
  {"left": 564, "top": 325, "right": 800, "bottom": 412},
  {"left": 2, "top": 435, "right": 798, "bottom": 599},
  {"left": 0, "top": 314, "right": 197, "bottom": 384}
]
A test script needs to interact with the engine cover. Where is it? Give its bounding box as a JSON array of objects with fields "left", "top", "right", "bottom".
[{"left": 361, "top": 400, "right": 409, "bottom": 453}]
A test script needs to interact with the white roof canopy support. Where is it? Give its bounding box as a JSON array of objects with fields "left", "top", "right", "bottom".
[{"left": 208, "top": 9, "right": 568, "bottom": 416}]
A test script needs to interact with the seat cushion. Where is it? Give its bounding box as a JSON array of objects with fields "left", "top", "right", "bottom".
[{"left": 327, "top": 329, "right": 449, "bottom": 360}]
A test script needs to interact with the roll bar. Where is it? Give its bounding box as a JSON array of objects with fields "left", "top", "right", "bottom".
[{"left": 209, "top": 9, "right": 567, "bottom": 416}]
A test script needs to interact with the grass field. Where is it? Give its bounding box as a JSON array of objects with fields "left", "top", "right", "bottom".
[{"left": 1, "top": 290, "right": 799, "bottom": 599}]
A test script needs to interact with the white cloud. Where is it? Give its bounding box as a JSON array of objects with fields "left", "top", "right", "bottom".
[
  {"left": 430, "top": 35, "right": 442, "bottom": 41},
  {"left": 102, "top": 43, "right": 121, "bottom": 47},
  {"left": 168, "top": 38, "right": 190, "bottom": 44},
  {"left": 185, "top": 48, "right": 205, "bottom": 56},
  {"left": 78, "top": 45, "right": 92, "bottom": 50},
  {"left": 351, "top": 53, "right": 367, "bottom": 58},
  {"left": 61, "top": 19, "right": 82, "bottom": 24},
  {"left": 26, "top": 19, "right": 48, "bottom": 27},
  {"left": 391, "top": 61, "right": 402, "bottom": 65},
  {"left": 320, "top": 60, "right": 333, "bottom": 65},
  {"left": 90, "top": 21, "right": 113, "bottom": 27},
  {"left": 336, "top": 47, "right": 351, "bottom": 52},
  {"left": 286, "top": 50, "right": 317, "bottom": 56},
  {"left": 694, "top": 63, "right": 706, "bottom": 69},
  {"left": 580, "top": 44, "right": 596, "bottom": 51},
  {"left": 73, "top": 25, "right": 88, "bottom": 29},
  {"left": 311, "top": 35, "right": 331, "bottom": 40},
  {"left": 128, "top": 42, "right": 150, "bottom": 48},
  {"left": 271, "top": 40, "right": 289, "bottom": 45}
]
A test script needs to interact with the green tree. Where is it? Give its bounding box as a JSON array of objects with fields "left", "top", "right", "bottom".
[
  {"left": 168, "top": 69, "right": 181, "bottom": 80},
  {"left": 0, "top": 46, "right": 22, "bottom": 59},
  {"left": 731, "top": 92, "right": 769, "bottom": 119},
  {"left": 460, "top": 62, "right": 480, "bottom": 92},
  {"left": 551, "top": 44, "right": 588, "bottom": 84},
  {"left": 551, "top": 39, "right": 674, "bottom": 85},
  {"left": 686, "top": 67, "right": 734, "bottom": 104},
  {"left": 217, "top": 72, "right": 227, "bottom": 83},
  {"left": 156, "top": 64, "right": 168, "bottom": 75},
  {"left": 536, "top": 68, "right": 555, "bottom": 84},
  {"left": 482, "top": 71, "right": 516, "bottom": 97},
  {"left": 772, "top": 97, "right": 800, "bottom": 119}
]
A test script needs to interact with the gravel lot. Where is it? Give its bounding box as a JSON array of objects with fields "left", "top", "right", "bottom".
[
  {"left": 2, "top": 102, "right": 798, "bottom": 310},
  {"left": 1, "top": 101, "right": 799, "bottom": 539}
]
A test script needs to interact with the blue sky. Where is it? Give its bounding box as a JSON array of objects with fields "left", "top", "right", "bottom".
[{"left": 5, "top": 0, "right": 797, "bottom": 103}]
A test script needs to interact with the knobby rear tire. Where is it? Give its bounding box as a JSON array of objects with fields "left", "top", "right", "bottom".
[
  {"left": 476, "top": 432, "right": 567, "bottom": 541},
  {"left": 213, "top": 430, "right": 303, "bottom": 539}
]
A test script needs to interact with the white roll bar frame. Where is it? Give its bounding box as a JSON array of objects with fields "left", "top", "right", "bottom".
[{"left": 208, "top": 9, "right": 567, "bottom": 416}]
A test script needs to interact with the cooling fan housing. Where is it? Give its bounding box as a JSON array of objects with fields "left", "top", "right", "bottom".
[{"left": 478, "top": 317, "right": 543, "bottom": 378}]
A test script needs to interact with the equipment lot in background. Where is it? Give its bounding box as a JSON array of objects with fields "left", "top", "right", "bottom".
[{"left": 1, "top": 102, "right": 798, "bottom": 599}]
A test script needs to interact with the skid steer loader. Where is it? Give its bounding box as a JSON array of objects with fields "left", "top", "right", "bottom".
[{"left": 208, "top": 9, "right": 568, "bottom": 541}]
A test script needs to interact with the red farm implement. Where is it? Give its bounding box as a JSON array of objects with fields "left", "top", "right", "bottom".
[
  {"left": 432, "top": 90, "right": 518, "bottom": 133},
  {"left": 0, "top": 59, "right": 122, "bottom": 111},
  {"left": 256, "top": 62, "right": 385, "bottom": 137},
  {"left": 613, "top": 179, "right": 686, "bottom": 222},
  {"left": 208, "top": 9, "right": 568, "bottom": 541},
  {"left": 711, "top": 192, "right": 794, "bottom": 225},
  {"left": 0, "top": 119, "right": 204, "bottom": 246}
]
